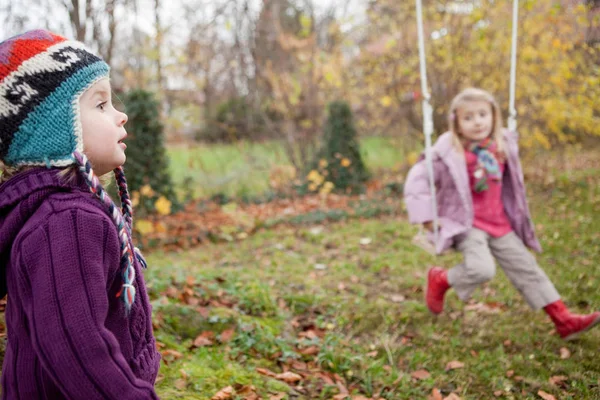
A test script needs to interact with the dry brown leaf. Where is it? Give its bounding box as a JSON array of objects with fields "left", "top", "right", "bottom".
[
  {"left": 211, "top": 386, "right": 234, "bottom": 400},
  {"left": 351, "top": 396, "right": 372, "bottom": 400},
  {"left": 445, "top": 360, "right": 465, "bottom": 371},
  {"left": 299, "top": 330, "right": 318, "bottom": 340},
  {"left": 256, "top": 367, "right": 278, "bottom": 377},
  {"left": 165, "top": 286, "right": 179, "bottom": 298},
  {"left": 318, "top": 372, "right": 336, "bottom": 385},
  {"left": 537, "top": 390, "right": 557, "bottom": 400},
  {"left": 428, "top": 388, "right": 443, "bottom": 400},
  {"left": 506, "top": 370, "right": 515, "bottom": 378},
  {"left": 276, "top": 371, "right": 302, "bottom": 384},
  {"left": 549, "top": 375, "right": 568, "bottom": 387},
  {"left": 197, "top": 307, "right": 210, "bottom": 318},
  {"left": 332, "top": 395, "right": 348, "bottom": 400},
  {"left": 336, "top": 380, "right": 349, "bottom": 394},
  {"left": 161, "top": 349, "right": 183, "bottom": 360},
  {"left": 559, "top": 347, "right": 571, "bottom": 359},
  {"left": 443, "top": 394, "right": 461, "bottom": 400},
  {"left": 298, "top": 346, "right": 320, "bottom": 355},
  {"left": 220, "top": 328, "right": 235, "bottom": 343},
  {"left": 193, "top": 335, "right": 213, "bottom": 347},
  {"left": 411, "top": 369, "right": 431, "bottom": 380},
  {"left": 236, "top": 385, "right": 259, "bottom": 400},
  {"left": 366, "top": 350, "right": 378, "bottom": 357},
  {"left": 290, "top": 360, "right": 308, "bottom": 370},
  {"left": 390, "top": 294, "right": 406, "bottom": 303},
  {"left": 268, "top": 393, "right": 286, "bottom": 400},
  {"left": 493, "top": 391, "right": 503, "bottom": 397},
  {"left": 174, "top": 379, "right": 187, "bottom": 390}
]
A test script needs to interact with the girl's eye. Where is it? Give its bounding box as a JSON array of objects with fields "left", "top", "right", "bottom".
[{"left": 97, "top": 101, "right": 107, "bottom": 111}]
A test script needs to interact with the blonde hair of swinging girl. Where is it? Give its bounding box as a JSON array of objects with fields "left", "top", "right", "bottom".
[{"left": 448, "top": 87, "right": 506, "bottom": 157}]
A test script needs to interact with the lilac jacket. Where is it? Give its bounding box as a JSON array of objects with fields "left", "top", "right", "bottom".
[
  {"left": 0, "top": 169, "right": 160, "bottom": 399},
  {"left": 404, "top": 130, "right": 541, "bottom": 254}
]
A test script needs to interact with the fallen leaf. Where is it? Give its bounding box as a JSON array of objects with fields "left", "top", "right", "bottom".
[
  {"left": 366, "top": 350, "right": 378, "bottom": 357},
  {"left": 445, "top": 360, "right": 465, "bottom": 371},
  {"left": 352, "top": 396, "right": 371, "bottom": 400},
  {"left": 193, "top": 335, "right": 213, "bottom": 347},
  {"left": 464, "top": 302, "right": 502, "bottom": 314},
  {"left": 317, "top": 372, "right": 335, "bottom": 385},
  {"left": 236, "top": 384, "right": 259, "bottom": 400},
  {"left": 299, "top": 330, "right": 319, "bottom": 340},
  {"left": 443, "top": 394, "right": 461, "bottom": 400},
  {"left": 411, "top": 369, "right": 431, "bottom": 380},
  {"left": 161, "top": 349, "right": 183, "bottom": 360},
  {"left": 269, "top": 394, "right": 286, "bottom": 400},
  {"left": 299, "top": 345, "right": 320, "bottom": 355},
  {"left": 174, "top": 378, "right": 187, "bottom": 390},
  {"left": 559, "top": 347, "right": 571, "bottom": 359},
  {"left": 493, "top": 391, "right": 503, "bottom": 397},
  {"left": 549, "top": 375, "right": 568, "bottom": 387},
  {"left": 390, "top": 294, "right": 406, "bottom": 303},
  {"left": 332, "top": 395, "right": 348, "bottom": 400},
  {"left": 428, "top": 388, "right": 443, "bottom": 400},
  {"left": 276, "top": 371, "right": 302, "bottom": 384},
  {"left": 290, "top": 360, "right": 308, "bottom": 370},
  {"left": 220, "top": 328, "right": 235, "bottom": 343},
  {"left": 256, "top": 367, "right": 278, "bottom": 377},
  {"left": 197, "top": 307, "right": 210, "bottom": 318},
  {"left": 506, "top": 370, "right": 515, "bottom": 378},
  {"left": 337, "top": 380, "right": 349, "bottom": 394},
  {"left": 537, "top": 390, "right": 557, "bottom": 400},
  {"left": 211, "top": 386, "right": 234, "bottom": 400}
]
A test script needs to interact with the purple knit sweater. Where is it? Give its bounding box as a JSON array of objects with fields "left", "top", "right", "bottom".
[{"left": 0, "top": 168, "right": 160, "bottom": 399}]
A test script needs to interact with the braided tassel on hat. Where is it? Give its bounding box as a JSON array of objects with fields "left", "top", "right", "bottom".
[{"left": 74, "top": 152, "right": 137, "bottom": 312}]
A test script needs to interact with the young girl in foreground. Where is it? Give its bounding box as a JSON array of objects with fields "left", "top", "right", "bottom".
[{"left": 0, "top": 30, "right": 160, "bottom": 398}]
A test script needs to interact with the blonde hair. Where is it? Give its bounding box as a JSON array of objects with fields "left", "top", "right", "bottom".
[
  {"left": 448, "top": 87, "right": 506, "bottom": 156},
  {"left": 0, "top": 163, "right": 111, "bottom": 187}
]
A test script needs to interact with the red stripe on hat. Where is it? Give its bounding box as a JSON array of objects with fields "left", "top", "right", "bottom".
[{"left": 0, "top": 32, "right": 66, "bottom": 81}]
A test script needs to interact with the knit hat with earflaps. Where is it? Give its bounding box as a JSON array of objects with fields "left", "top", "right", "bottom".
[{"left": 0, "top": 29, "right": 144, "bottom": 313}]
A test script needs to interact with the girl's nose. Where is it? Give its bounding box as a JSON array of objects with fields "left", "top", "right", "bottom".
[{"left": 119, "top": 112, "right": 128, "bottom": 127}]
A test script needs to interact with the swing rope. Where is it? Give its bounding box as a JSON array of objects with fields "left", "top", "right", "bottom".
[
  {"left": 415, "top": 0, "right": 439, "bottom": 246},
  {"left": 414, "top": 0, "right": 519, "bottom": 253},
  {"left": 508, "top": 0, "right": 519, "bottom": 132}
]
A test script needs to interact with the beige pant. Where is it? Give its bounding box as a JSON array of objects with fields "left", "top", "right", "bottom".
[{"left": 447, "top": 228, "right": 560, "bottom": 310}]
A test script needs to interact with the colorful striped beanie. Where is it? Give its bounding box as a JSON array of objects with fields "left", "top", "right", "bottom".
[{"left": 0, "top": 30, "right": 143, "bottom": 313}]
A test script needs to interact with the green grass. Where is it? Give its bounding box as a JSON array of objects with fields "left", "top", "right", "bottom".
[
  {"left": 166, "top": 136, "right": 419, "bottom": 200},
  {"left": 145, "top": 164, "right": 600, "bottom": 399}
]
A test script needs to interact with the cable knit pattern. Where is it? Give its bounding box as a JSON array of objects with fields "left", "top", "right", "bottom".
[{"left": 0, "top": 168, "right": 160, "bottom": 399}]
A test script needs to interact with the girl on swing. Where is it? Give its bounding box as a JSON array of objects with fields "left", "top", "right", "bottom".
[{"left": 404, "top": 87, "right": 599, "bottom": 341}]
